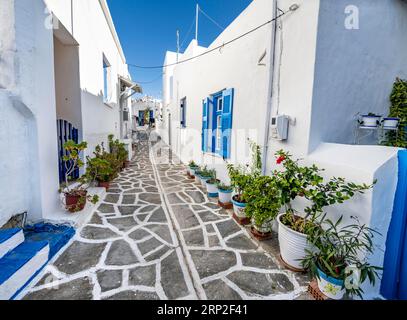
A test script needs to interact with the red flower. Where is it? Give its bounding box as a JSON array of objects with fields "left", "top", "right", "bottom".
[{"left": 276, "top": 156, "right": 286, "bottom": 165}]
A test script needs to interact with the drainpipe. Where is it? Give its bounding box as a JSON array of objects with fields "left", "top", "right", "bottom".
[{"left": 262, "top": 0, "right": 278, "bottom": 175}]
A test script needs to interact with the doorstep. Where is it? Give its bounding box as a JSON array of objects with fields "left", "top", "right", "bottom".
[{"left": 47, "top": 187, "right": 106, "bottom": 228}]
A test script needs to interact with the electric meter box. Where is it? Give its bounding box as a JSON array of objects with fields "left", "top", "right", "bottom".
[{"left": 270, "top": 115, "right": 289, "bottom": 141}]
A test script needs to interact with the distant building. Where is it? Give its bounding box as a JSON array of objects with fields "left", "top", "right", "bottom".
[{"left": 132, "top": 96, "right": 162, "bottom": 127}]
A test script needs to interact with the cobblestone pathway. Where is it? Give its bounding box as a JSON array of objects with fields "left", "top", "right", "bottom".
[{"left": 22, "top": 132, "right": 310, "bottom": 300}]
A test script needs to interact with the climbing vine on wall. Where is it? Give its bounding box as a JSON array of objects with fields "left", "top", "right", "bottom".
[{"left": 383, "top": 78, "right": 407, "bottom": 148}]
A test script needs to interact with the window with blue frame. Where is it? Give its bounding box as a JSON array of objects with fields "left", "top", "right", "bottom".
[
  {"left": 180, "top": 97, "right": 187, "bottom": 128},
  {"left": 202, "top": 88, "right": 234, "bottom": 159}
]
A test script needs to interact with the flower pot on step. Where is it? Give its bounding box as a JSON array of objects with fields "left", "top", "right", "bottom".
[
  {"left": 98, "top": 181, "right": 110, "bottom": 191},
  {"left": 232, "top": 195, "right": 250, "bottom": 225},
  {"left": 200, "top": 176, "right": 211, "bottom": 190},
  {"left": 206, "top": 179, "right": 220, "bottom": 198},
  {"left": 251, "top": 218, "right": 274, "bottom": 240},
  {"left": 189, "top": 167, "right": 198, "bottom": 179},
  {"left": 65, "top": 190, "right": 88, "bottom": 213},
  {"left": 195, "top": 174, "right": 202, "bottom": 184},
  {"left": 360, "top": 115, "right": 381, "bottom": 128},
  {"left": 316, "top": 268, "right": 345, "bottom": 300},
  {"left": 218, "top": 188, "right": 233, "bottom": 209},
  {"left": 277, "top": 213, "right": 315, "bottom": 271},
  {"left": 382, "top": 117, "right": 400, "bottom": 129}
]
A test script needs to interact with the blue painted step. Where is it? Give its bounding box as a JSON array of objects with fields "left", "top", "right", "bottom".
[
  {"left": 0, "top": 228, "right": 24, "bottom": 259},
  {"left": 24, "top": 223, "right": 75, "bottom": 259},
  {"left": 0, "top": 241, "right": 49, "bottom": 300}
]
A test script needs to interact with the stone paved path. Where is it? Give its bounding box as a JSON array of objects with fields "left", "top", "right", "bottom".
[{"left": 22, "top": 132, "right": 310, "bottom": 300}]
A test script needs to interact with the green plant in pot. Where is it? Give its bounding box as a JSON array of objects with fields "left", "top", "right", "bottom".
[
  {"left": 199, "top": 166, "right": 213, "bottom": 190},
  {"left": 108, "top": 135, "right": 129, "bottom": 169},
  {"left": 188, "top": 160, "right": 199, "bottom": 178},
  {"left": 302, "top": 216, "right": 382, "bottom": 300},
  {"left": 60, "top": 140, "right": 99, "bottom": 213},
  {"left": 205, "top": 169, "right": 220, "bottom": 198},
  {"left": 194, "top": 167, "right": 203, "bottom": 184},
  {"left": 274, "top": 150, "right": 373, "bottom": 270},
  {"left": 85, "top": 145, "right": 116, "bottom": 191},
  {"left": 217, "top": 182, "right": 233, "bottom": 208},
  {"left": 382, "top": 77, "right": 407, "bottom": 148},
  {"left": 243, "top": 175, "right": 282, "bottom": 239}
]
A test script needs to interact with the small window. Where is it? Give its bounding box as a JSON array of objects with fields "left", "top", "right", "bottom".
[
  {"left": 180, "top": 97, "right": 187, "bottom": 128},
  {"left": 217, "top": 97, "right": 223, "bottom": 112},
  {"left": 216, "top": 115, "right": 222, "bottom": 151},
  {"left": 103, "top": 55, "right": 111, "bottom": 103}
]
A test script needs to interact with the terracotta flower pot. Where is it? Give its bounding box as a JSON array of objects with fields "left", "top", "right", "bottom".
[
  {"left": 98, "top": 181, "right": 110, "bottom": 191},
  {"left": 65, "top": 190, "right": 88, "bottom": 213},
  {"left": 124, "top": 160, "right": 131, "bottom": 168}
]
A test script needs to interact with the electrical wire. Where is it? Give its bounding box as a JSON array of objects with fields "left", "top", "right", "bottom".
[
  {"left": 133, "top": 73, "right": 163, "bottom": 84},
  {"left": 127, "top": 8, "right": 293, "bottom": 70},
  {"left": 180, "top": 16, "right": 197, "bottom": 50},
  {"left": 198, "top": 6, "right": 225, "bottom": 31}
]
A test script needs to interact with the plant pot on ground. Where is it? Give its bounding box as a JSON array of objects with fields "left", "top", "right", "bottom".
[
  {"left": 274, "top": 150, "right": 374, "bottom": 270},
  {"left": 243, "top": 175, "right": 282, "bottom": 240},
  {"left": 199, "top": 166, "right": 213, "bottom": 190},
  {"left": 188, "top": 161, "right": 199, "bottom": 178},
  {"left": 302, "top": 216, "right": 381, "bottom": 300},
  {"left": 359, "top": 113, "right": 382, "bottom": 128},
  {"left": 60, "top": 140, "right": 99, "bottom": 213},
  {"left": 217, "top": 183, "right": 233, "bottom": 208},
  {"left": 206, "top": 178, "right": 220, "bottom": 198},
  {"left": 85, "top": 148, "right": 116, "bottom": 191}
]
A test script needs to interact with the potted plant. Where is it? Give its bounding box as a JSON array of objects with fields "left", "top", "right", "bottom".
[
  {"left": 199, "top": 166, "right": 213, "bottom": 190},
  {"left": 194, "top": 167, "right": 202, "bottom": 184},
  {"left": 108, "top": 135, "right": 129, "bottom": 170},
  {"left": 227, "top": 140, "right": 262, "bottom": 224},
  {"left": 217, "top": 182, "right": 233, "bottom": 209},
  {"left": 188, "top": 160, "right": 199, "bottom": 179},
  {"left": 205, "top": 170, "right": 220, "bottom": 198},
  {"left": 359, "top": 113, "right": 382, "bottom": 128},
  {"left": 382, "top": 78, "right": 406, "bottom": 147},
  {"left": 243, "top": 175, "right": 282, "bottom": 240},
  {"left": 86, "top": 145, "right": 116, "bottom": 191},
  {"left": 302, "top": 216, "right": 381, "bottom": 300},
  {"left": 61, "top": 140, "right": 99, "bottom": 213},
  {"left": 274, "top": 150, "right": 373, "bottom": 270}
]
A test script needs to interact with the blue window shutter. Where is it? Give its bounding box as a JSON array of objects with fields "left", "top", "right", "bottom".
[
  {"left": 221, "top": 88, "right": 234, "bottom": 159},
  {"left": 202, "top": 98, "right": 210, "bottom": 152}
]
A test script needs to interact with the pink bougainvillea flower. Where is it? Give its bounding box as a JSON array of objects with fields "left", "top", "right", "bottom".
[{"left": 276, "top": 156, "right": 286, "bottom": 165}]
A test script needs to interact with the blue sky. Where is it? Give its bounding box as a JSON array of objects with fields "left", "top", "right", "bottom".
[{"left": 107, "top": 0, "right": 253, "bottom": 98}]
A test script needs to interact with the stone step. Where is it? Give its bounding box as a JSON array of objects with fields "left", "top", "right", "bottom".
[
  {"left": 0, "top": 228, "right": 25, "bottom": 260},
  {"left": 0, "top": 241, "right": 49, "bottom": 300}
]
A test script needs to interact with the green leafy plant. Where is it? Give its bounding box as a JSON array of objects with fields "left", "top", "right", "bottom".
[
  {"left": 216, "top": 182, "right": 233, "bottom": 192},
  {"left": 85, "top": 144, "right": 116, "bottom": 183},
  {"left": 243, "top": 175, "right": 282, "bottom": 228},
  {"left": 274, "top": 150, "right": 373, "bottom": 236},
  {"left": 60, "top": 140, "right": 99, "bottom": 212},
  {"left": 302, "top": 216, "right": 382, "bottom": 299},
  {"left": 108, "top": 135, "right": 129, "bottom": 168},
  {"left": 382, "top": 78, "right": 407, "bottom": 148},
  {"left": 188, "top": 160, "right": 198, "bottom": 168},
  {"left": 206, "top": 169, "right": 219, "bottom": 185},
  {"left": 199, "top": 166, "right": 213, "bottom": 179}
]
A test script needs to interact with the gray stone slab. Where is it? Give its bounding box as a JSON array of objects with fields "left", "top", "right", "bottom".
[
  {"left": 24, "top": 277, "right": 93, "bottom": 300},
  {"left": 227, "top": 271, "right": 294, "bottom": 296},
  {"left": 98, "top": 203, "right": 115, "bottom": 214},
  {"left": 122, "top": 195, "right": 136, "bottom": 205},
  {"left": 205, "top": 203, "right": 220, "bottom": 210},
  {"left": 118, "top": 206, "right": 139, "bottom": 216},
  {"left": 226, "top": 234, "right": 258, "bottom": 250},
  {"left": 185, "top": 191, "right": 205, "bottom": 204},
  {"left": 190, "top": 250, "right": 237, "bottom": 279},
  {"left": 148, "top": 207, "right": 167, "bottom": 223},
  {"left": 144, "top": 224, "right": 173, "bottom": 244},
  {"left": 128, "top": 228, "right": 151, "bottom": 241},
  {"left": 104, "top": 290, "right": 160, "bottom": 300},
  {"left": 139, "top": 193, "right": 162, "bottom": 204},
  {"left": 161, "top": 251, "right": 189, "bottom": 299},
  {"left": 105, "top": 194, "right": 120, "bottom": 204},
  {"left": 139, "top": 205, "right": 158, "bottom": 213},
  {"left": 106, "top": 240, "right": 139, "bottom": 266},
  {"left": 203, "top": 279, "right": 242, "bottom": 300},
  {"left": 145, "top": 245, "right": 171, "bottom": 262},
  {"left": 208, "top": 235, "right": 220, "bottom": 247},
  {"left": 183, "top": 229, "right": 205, "bottom": 247},
  {"left": 107, "top": 216, "right": 137, "bottom": 232},
  {"left": 129, "top": 265, "right": 156, "bottom": 287},
  {"left": 138, "top": 237, "right": 164, "bottom": 256},
  {"left": 167, "top": 193, "right": 185, "bottom": 204},
  {"left": 89, "top": 213, "right": 103, "bottom": 225},
  {"left": 198, "top": 210, "right": 222, "bottom": 222},
  {"left": 241, "top": 252, "right": 278, "bottom": 270},
  {"left": 97, "top": 270, "right": 122, "bottom": 293},
  {"left": 80, "top": 226, "right": 119, "bottom": 240},
  {"left": 172, "top": 205, "right": 201, "bottom": 230},
  {"left": 216, "top": 219, "right": 242, "bottom": 238},
  {"left": 124, "top": 188, "right": 144, "bottom": 194}
]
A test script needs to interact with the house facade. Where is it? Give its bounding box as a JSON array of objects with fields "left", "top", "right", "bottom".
[
  {"left": 132, "top": 96, "right": 162, "bottom": 127},
  {"left": 159, "top": 0, "right": 407, "bottom": 299},
  {"left": 0, "top": 0, "right": 139, "bottom": 228}
]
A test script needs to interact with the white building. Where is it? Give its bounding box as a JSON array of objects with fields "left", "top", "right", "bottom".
[
  {"left": 132, "top": 96, "right": 162, "bottom": 128},
  {"left": 0, "top": 0, "right": 141, "bottom": 227},
  {"left": 160, "top": 0, "right": 407, "bottom": 299}
]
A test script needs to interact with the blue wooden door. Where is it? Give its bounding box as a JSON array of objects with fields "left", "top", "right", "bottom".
[
  {"left": 57, "top": 120, "right": 79, "bottom": 184},
  {"left": 381, "top": 150, "right": 407, "bottom": 300}
]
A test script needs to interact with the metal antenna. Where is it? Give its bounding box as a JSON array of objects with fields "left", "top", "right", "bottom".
[
  {"left": 176, "top": 30, "right": 180, "bottom": 62},
  {"left": 195, "top": 3, "right": 199, "bottom": 43}
]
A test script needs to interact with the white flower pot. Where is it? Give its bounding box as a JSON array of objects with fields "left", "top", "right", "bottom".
[
  {"left": 252, "top": 217, "right": 274, "bottom": 234},
  {"left": 361, "top": 115, "right": 381, "bottom": 128},
  {"left": 206, "top": 181, "right": 219, "bottom": 198},
  {"left": 277, "top": 213, "right": 315, "bottom": 270},
  {"left": 317, "top": 269, "right": 345, "bottom": 300},
  {"left": 201, "top": 177, "right": 210, "bottom": 189},
  {"left": 232, "top": 196, "right": 247, "bottom": 218},
  {"left": 383, "top": 117, "right": 400, "bottom": 129},
  {"left": 189, "top": 167, "right": 197, "bottom": 176},
  {"left": 218, "top": 189, "right": 233, "bottom": 205},
  {"left": 195, "top": 175, "right": 201, "bottom": 184}
]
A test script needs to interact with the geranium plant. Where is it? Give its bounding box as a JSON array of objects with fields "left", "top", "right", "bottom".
[{"left": 85, "top": 144, "right": 116, "bottom": 184}]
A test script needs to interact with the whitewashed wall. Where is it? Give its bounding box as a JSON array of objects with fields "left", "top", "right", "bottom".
[
  {"left": 161, "top": 0, "right": 275, "bottom": 183},
  {"left": 0, "top": 0, "right": 131, "bottom": 226}
]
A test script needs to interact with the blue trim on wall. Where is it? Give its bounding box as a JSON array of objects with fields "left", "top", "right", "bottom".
[{"left": 381, "top": 150, "right": 407, "bottom": 300}]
